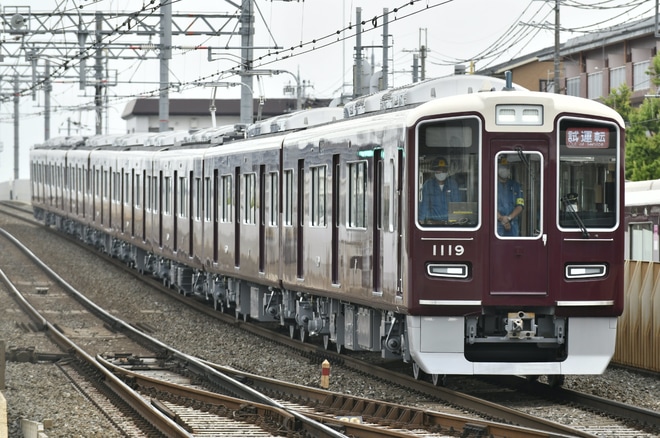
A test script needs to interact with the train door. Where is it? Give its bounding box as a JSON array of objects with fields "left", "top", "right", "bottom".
[{"left": 489, "top": 146, "right": 547, "bottom": 296}]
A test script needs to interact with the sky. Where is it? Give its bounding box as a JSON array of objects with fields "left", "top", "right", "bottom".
[{"left": 0, "top": 0, "right": 655, "bottom": 181}]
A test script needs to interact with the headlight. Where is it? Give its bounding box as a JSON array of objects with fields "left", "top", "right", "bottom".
[
  {"left": 427, "top": 263, "right": 469, "bottom": 279},
  {"left": 565, "top": 264, "right": 607, "bottom": 279}
]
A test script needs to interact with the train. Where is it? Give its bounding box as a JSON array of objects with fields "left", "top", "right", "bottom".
[
  {"left": 29, "top": 74, "right": 625, "bottom": 385},
  {"left": 625, "top": 179, "right": 660, "bottom": 262}
]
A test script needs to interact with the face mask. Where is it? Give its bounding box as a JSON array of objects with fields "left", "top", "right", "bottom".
[
  {"left": 498, "top": 167, "right": 510, "bottom": 179},
  {"left": 435, "top": 172, "right": 448, "bottom": 181}
]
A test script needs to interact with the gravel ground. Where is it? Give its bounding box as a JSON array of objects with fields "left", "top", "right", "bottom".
[{"left": 1, "top": 214, "right": 659, "bottom": 437}]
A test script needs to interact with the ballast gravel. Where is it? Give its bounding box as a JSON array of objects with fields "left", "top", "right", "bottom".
[{"left": 0, "top": 216, "right": 658, "bottom": 437}]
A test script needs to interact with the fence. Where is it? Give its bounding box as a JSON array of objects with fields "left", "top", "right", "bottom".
[{"left": 613, "top": 260, "right": 660, "bottom": 371}]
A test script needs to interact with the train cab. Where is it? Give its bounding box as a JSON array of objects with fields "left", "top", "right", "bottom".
[{"left": 407, "top": 91, "right": 625, "bottom": 377}]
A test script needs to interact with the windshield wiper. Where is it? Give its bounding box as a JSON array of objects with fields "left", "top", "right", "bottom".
[{"left": 561, "top": 195, "right": 590, "bottom": 239}]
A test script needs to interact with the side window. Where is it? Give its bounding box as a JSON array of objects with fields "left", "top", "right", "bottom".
[
  {"left": 220, "top": 174, "right": 232, "bottom": 223},
  {"left": 243, "top": 173, "right": 256, "bottom": 224},
  {"left": 163, "top": 176, "right": 172, "bottom": 215},
  {"left": 194, "top": 177, "right": 201, "bottom": 220},
  {"left": 146, "top": 176, "right": 152, "bottom": 211},
  {"left": 103, "top": 170, "right": 109, "bottom": 200},
  {"left": 124, "top": 172, "right": 130, "bottom": 206},
  {"left": 179, "top": 176, "right": 187, "bottom": 218},
  {"left": 347, "top": 161, "right": 366, "bottom": 228},
  {"left": 283, "top": 169, "right": 293, "bottom": 226},
  {"left": 310, "top": 165, "right": 326, "bottom": 227},
  {"left": 268, "top": 171, "right": 279, "bottom": 226},
  {"left": 204, "top": 176, "right": 212, "bottom": 221},
  {"left": 629, "top": 222, "right": 652, "bottom": 261},
  {"left": 135, "top": 174, "right": 141, "bottom": 208}
]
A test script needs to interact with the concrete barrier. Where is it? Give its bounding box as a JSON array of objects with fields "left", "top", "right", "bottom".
[{"left": 21, "top": 419, "right": 48, "bottom": 438}]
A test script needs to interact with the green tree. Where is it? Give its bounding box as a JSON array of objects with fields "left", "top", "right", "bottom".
[
  {"left": 601, "top": 54, "right": 660, "bottom": 181},
  {"left": 601, "top": 83, "right": 633, "bottom": 125},
  {"left": 626, "top": 96, "right": 660, "bottom": 181}
]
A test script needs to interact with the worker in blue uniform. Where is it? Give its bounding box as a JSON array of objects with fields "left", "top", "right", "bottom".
[
  {"left": 419, "top": 157, "right": 462, "bottom": 225},
  {"left": 496, "top": 155, "right": 524, "bottom": 236}
]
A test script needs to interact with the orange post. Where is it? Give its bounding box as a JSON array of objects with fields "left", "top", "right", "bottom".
[{"left": 320, "top": 359, "right": 330, "bottom": 389}]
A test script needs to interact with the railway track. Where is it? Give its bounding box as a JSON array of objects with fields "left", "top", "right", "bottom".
[
  {"left": 0, "top": 224, "right": 346, "bottom": 437},
  {"left": 0, "top": 204, "right": 565, "bottom": 437},
  {"left": 1, "top": 201, "right": 659, "bottom": 437}
]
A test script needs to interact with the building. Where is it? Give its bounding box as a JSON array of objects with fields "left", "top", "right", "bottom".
[
  {"left": 478, "top": 16, "right": 658, "bottom": 104},
  {"left": 121, "top": 97, "right": 333, "bottom": 133}
]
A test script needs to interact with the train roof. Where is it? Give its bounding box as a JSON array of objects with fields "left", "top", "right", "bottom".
[
  {"left": 625, "top": 179, "right": 660, "bottom": 207},
  {"left": 246, "top": 107, "right": 344, "bottom": 137},
  {"left": 343, "top": 74, "right": 527, "bottom": 118}
]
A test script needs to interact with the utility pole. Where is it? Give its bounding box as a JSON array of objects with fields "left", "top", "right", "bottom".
[
  {"left": 95, "top": 12, "right": 103, "bottom": 135},
  {"left": 354, "top": 7, "right": 363, "bottom": 99},
  {"left": 382, "top": 8, "right": 389, "bottom": 90},
  {"left": 554, "top": 0, "right": 561, "bottom": 93},
  {"left": 13, "top": 75, "right": 19, "bottom": 180},
  {"left": 240, "top": 0, "right": 255, "bottom": 125},
  {"left": 419, "top": 28, "right": 428, "bottom": 81},
  {"left": 159, "top": 1, "right": 172, "bottom": 132},
  {"left": 44, "top": 60, "right": 51, "bottom": 140}
]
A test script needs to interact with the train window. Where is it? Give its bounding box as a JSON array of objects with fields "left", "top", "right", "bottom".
[
  {"left": 103, "top": 170, "right": 109, "bottom": 200},
  {"left": 164, "top": 176, "right": 172, "bottom": 215},
  {"left": 124, "top": 173, "right": 130, "bottom": 205},
  {"left": 348, "top": 161, "right": 367, "bottom": 229},
  {"left": 267, "top": 171, "right": 278, "bottom": 226},
  {"left": 284, "top": 169, "right": 293, "bottom": 226},
  {"left": 417, "top": 117, "right": 480, "bottom": 228},
  {"left": 112, "top": 171, "right": 119, "bottom": 203},
  {"left": 135, "top": 174, "right": 141, "bottom": 208},
  {"left": 179, "top": 176, "right": 188, "bottom": 218},
  {"left": 243, "top": 173, "right": 257, "bottom": 224},
  {"left": 152, "top": 176, "right": 159, "bottom": 212},
  {"left": 204, "top": 177, "right": 212, "bottom": 222},
  {"left": 311, "top": 165, "right": 327, "bottom": 227},
  {"left": 194, "top": 177, "right": 201, "bottom": 220},
  {"left": 629, "top": 223, "right": 653, "bottom": 261},
  {"left": 146, "top": 176, "right": 152, "bottom": 211},
  {"left": 220, "top": 174, "right": 232, "bottom": 223},
  {"left": 558, "top": 118, "right": 619, "bottom": 230},
  {"left": 495, "top": 152, "right": 543, "bottom": 238}
]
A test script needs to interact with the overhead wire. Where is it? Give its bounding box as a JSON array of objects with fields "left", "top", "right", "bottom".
[{"left": 0, "top": 0, "right": 656, "bottom": 121}]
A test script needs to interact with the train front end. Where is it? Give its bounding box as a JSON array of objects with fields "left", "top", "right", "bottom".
[{"left": 405, "top": 91, "right": 625, "bottom": 378}]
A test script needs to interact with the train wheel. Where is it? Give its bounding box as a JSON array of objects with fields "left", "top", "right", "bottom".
[
  {"left": 431, "top": 374, "right": 447, "bottom": 387},
  {"left": 412, "top": 362, "right": 424, "bottom": 380},
  {"left": 547, "top": 375, "right": 565, "bottom": 387}
]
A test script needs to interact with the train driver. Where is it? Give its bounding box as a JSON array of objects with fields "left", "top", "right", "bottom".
[
  {"left": 496, "top": 155, "right": 524, "bottom": 236},
  {"left": 419, "top": 157, "right": 462, "bottom": 225}
]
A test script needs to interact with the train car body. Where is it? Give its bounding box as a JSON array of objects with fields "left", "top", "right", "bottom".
[
  {"left": 30, "top": 75, "right": 625, "bottom": 382},
  {"left": 625, "top": 179, "right": 660, "bottom": 261}
]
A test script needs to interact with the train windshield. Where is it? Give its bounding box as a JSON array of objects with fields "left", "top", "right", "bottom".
[
  {"left": 416, "top": 117, "right": 480, "bottom": 228},
  {"left": 558, "top": 118, "right": 619, "bottom": 231}
]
